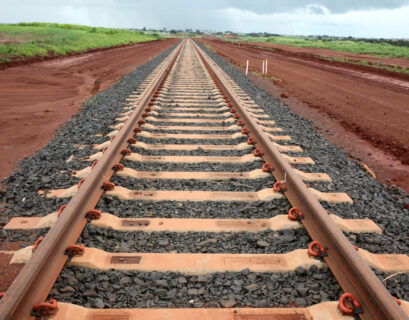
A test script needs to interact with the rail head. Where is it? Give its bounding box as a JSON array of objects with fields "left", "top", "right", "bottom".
[
  {"left": 192, "top": 39, "right": 408, "bottom": 320},
  {"left": 0, "top": 40, "right": 185, "bottom": 320}
]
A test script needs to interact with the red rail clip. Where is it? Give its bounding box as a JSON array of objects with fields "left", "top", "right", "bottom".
[
  {"left": 145, "top": 107, "right": 152, "bottom": 112},
  {"left": 112, "top": 163, "right": 124, "bottom": 171},
  {"left": 127, "top": 137, "right": 137, "bottom": 144},
  {"left": 58, "top": 205, "right": 67, "bottom": 217},
  {"left": 138, "top": 119, "right": 146, "bottom": 125},
  {"left": 142, "top": 112, "right": 149, "bottom": 118},
  {"left": 242, "top": 127, "right": 250, "bottom": 135},
  {"left": 288, "top": 207, "right": 304, "bottom": 221},
  {"left": 262, "top": 163, "right": 274, "bottom": 172},
  {"left": 91, "top": 160, "right": 98, "bottom": 169},
  {"left": 32, "top": 237, "right": 44, "bottom": 253},
  {"left": 247, "top": 137, "right": 256, "bottom": 145},
  {"left": 254, "top": 148, "right": 264, "bottom": 157},
  {"left": 85, "top": 209, "right": 102, "bottom": 222},
  {"left": 230, "top": 108, "right": 236, "bottom": 113},
  {"left": 338, "top": 293, "right": 363, "bottom": 316},
  {"left": 273, "top": 181, "right": 286, "bottom": 192},
  {"left": 0, "top": 292, "right": 4, "bottom": 299},
  {"left": 237, "top": 120, "right": 245, "bottom": 126},
  {"left": 121, "top": 149, "right": 131, "bottom": 156},
  {"left": 233, "top": 113, "right": 240, "bottom": 119},
  {"left": 101, "top": 182, "right": 115, "bottom": 191},
  {"left": 308, "top": 241, "right": 328, "bottom": 258},
  {"left": 64, "top": 244, "right": 85, "bottom": 261},
  {"left": 77, "top": 178, "right": 85, "bottom": 189},
  {"left": 31, "top": 299, "right": 58, "bottom": 319},
  {"left": 110, "top": 136, "right": 116, "bottom": 142},
  {"left": 134, "top": 126, "right": 142, "bottom": 133}
]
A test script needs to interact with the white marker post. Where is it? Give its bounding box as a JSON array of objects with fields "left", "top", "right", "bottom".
[
  {"left": 265, "top": 60, "right": 268, "bottom": 73},
  {"left": 246, "top": 60, "right": 249, "bottom": 75},
  {"left": 262, "top": 61, "right": 265, "bottom": 74}
]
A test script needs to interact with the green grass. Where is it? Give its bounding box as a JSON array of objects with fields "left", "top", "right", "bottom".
[
  {"left": 204, "top": 43, "right": 217, "bottom": 53},
  {"left": 316, "top": 55, "right": 409, "bottom": 75},
  {"left": 229, "top": 35, "right": 409, "bottom": 60},
  {"left": 0, "top": 22, "right": 161, "bottom": 63}
]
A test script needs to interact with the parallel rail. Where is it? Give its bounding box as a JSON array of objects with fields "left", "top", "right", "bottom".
[
  {"left": 0, "top": 41, "right": 183, "bottom": 320},
  {"left": 193, "top": 41, "right": 407, "bottom": 320}
]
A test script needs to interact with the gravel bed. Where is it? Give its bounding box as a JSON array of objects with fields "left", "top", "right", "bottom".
[
  {"left": 144, "top": 120, "right": 234, "bottom": 127},
  {"left": 49, "top": 266, "right": 341, "bottom": 308},
  {"left": 137, "top": 136, "right": 247, "bottom": 146},
  {"left": 377, "top": 270, "right": 409, "bottom": 301},
  {"left": 0, "top": 43, "right": 180, "bottom": 221},
  {"left": 1, "top": 229, "right": 48, "bottom": 247},
  {"left": 119, "top": 159, "right": 264, "bottom": 173},
  {"left": 111, "top": 176, "right": 275, "bottom": 192},
  {"left": 144, "top": 128, "right": 239, "bottom": 134},
  {"left": 129, "top": 147, "right": 250, "bottom": 157},
  {"left": 152, "top": 114, "right": 229, "bottom": 120},
  {"left": 197, "top": 42, "right": 409, "bottom": 258},
  {"left": 153, "top": 109, "right": 228, "bottom": 115},
  {"left": 157, "top": 94, "right": 219, "bottom": 98},
  {"left": 1, "top": 226, "right": 402, "bottom": 256},
  {"left": 95, "top": 197, "right": 291, "bottom": 219},
  {"left": 80, "top": 226, "right": 311, "bottom": 254}
]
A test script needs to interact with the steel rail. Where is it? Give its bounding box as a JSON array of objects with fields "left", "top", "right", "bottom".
[
  {"left": 0, "top": 40, "right": 184, "bottom": 320},
  {"left": 192, "top": 39, "right": 408, "bottom": 320}
]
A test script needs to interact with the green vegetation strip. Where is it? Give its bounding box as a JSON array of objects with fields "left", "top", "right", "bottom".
[
  {"left": 0, "top": 22, "right": 162, "bottom": 63},
  {"left": 226, "top": 35, "right": 409, "bottom": 60}
]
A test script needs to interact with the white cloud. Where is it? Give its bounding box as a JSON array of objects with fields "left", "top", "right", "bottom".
[
  {"left": 220, "top": 5, "right": 409, "bottom": 37},
  {"left": 0, "top": 0, "right": 408, "bottom": 37}
]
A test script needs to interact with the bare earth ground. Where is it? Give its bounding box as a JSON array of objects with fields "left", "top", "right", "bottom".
[
  {"left": 232, "top": 40, "right": 409, "bottom": 71},
  {"left": 198, "top": 38, "right": 409, "bottom": 193},
  {"left": 0, "top": 38, "right": 178, "bottom": 182}
]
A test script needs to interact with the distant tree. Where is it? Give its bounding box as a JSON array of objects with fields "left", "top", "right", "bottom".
[
  {"left": 142, "top": 27, "right": 146, "bottom": 31},
  {"left": 170, "top": 29, "right": 177, "bottom": 34}
]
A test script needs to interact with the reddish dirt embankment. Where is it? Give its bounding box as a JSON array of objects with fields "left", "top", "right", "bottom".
[
  {"left": 199, "top": 38, "right": 409, "bottom": 192},
  {"left": 0, "top": 38, "right": 178, "bottom": 181},
  {"left": 231, "top": 40, "right": 409, "bottom": 79}
]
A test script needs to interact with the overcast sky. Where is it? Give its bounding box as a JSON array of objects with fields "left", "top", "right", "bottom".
[{"left": 1, "top": 0, "right": 409, "bottom": 38}]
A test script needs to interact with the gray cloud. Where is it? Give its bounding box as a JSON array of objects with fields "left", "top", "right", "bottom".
[
  {"left": 221, "top": 0, "right": 409, "bottom": 14},
  {"left": 0, "top": 0, "right": 409, "bottom": 37}
]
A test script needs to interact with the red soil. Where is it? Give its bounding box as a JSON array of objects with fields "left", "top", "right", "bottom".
[
  {"left": 199, "top": 38, "right": 409, "bottom": 193},
  {"left": 233, "top": 40, "right": 409, "bottom": 73},
  {"left": 0, "top": 38, "right": 178, "bottom": 181}
]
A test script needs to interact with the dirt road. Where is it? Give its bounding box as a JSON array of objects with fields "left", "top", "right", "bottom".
[
  {"left": 0, "top": 38, "right": 178, "bottom": 181},
  {"left": 199, "top": 38, "right": 409, "bottom": 192}
]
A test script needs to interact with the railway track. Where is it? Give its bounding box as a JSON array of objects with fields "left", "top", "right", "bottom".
[{"left": 0, "top": 39, "right": 408, "bottom": 319}]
